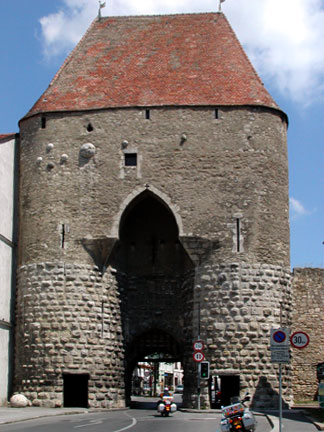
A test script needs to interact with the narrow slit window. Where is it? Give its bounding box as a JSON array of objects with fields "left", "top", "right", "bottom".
[
  {"left": 124, "top": 153, "right": 137, "bottom": 166},
  {"left": 215, "top": 109, "right": 219, "bottom": 119},
  {"left": 41, "top": 117, "right": 46, "bottom": 129},
  {"left": 236, "top": 218, "right": 241, "bottom": 253},
  {"left": 145, "top": 109, "right": 150, "bottom": 120},
  {"left": 61, "top": 224, "right": 65, "bottom": 248}
]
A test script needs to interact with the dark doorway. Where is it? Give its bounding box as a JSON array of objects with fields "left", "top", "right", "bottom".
[
  {"left": 63, "top": 373, "right": 89, "bottom": 408},
  {"left": 114, "top": 191, "right": 193, "bottom": 276},
  {"left": 219, "top": 375, "right": 240, "bottom": 406}
]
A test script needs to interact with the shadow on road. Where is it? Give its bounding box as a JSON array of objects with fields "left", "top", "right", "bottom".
[
  {"left": 130, "top": 395, "right": 183, "bottom": 411},
  {"left": 130, "top": 398, "right": 157, "bottom": 410}
]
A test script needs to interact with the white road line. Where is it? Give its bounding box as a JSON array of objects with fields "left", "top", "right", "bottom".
[
  {"left": 112, "top": 415, "right": 137, "bottom": 432},
  {"left": 74, "top": 419, "right": 104, "bottom": 428},
  {"left": 73, "top": 414, "right": 137, "bottom": 431}
]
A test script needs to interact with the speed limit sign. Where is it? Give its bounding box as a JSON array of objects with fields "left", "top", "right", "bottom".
[
  {"left": 290, "top": 331, "right": 310, "bottom": 349},
  {"left": 193, "top": 351, "right": 205, "bottom": 362}
]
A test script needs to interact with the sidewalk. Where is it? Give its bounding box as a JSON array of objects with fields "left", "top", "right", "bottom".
[
  {"left": 0, "top": 407, "right": 87, "bottom": 425},
  {"left": 263, "top": 408, "right": 324, "bottom": 432}
]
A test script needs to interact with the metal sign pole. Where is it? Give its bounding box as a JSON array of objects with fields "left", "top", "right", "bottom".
[
  {"left": 197, "top": 302, "right": 201, "bottom": 410},
  {"left": 279, "top": 303, "right": 283, "bottom": 432},
  {"left": 197, "top": 363, "right": 201, "bottom": 410},
  {"left": 279, "top": 363, "right": 282, "bottom": 432}
]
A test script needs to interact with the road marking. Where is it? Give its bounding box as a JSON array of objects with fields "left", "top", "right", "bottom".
[
  {"left": 190, "top": 418, "right": 218, "bottom": 420},
  {"left": 74, "top": 419, "right": 104, "bottom": 428},
  {"left": 73, "top": 414, "right": 137, "bottom": 431},
  {"left": 112, "top": 414, "right": 137, "bottom": 432}
]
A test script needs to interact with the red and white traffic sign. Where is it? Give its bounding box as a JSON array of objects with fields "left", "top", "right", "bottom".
[
  {"left": 193, "top": 351, "right": 205, "bottom": 363},
  {"left": 290, "top": 331, "right": 310, "bottom": 349},
  {"left": 193, "top": 340, "right": 205, "bottom": 352}
]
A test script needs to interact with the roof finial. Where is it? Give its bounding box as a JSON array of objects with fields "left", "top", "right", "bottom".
[
  {"left": 218, "top": 0, "right": 226, "bottom": 12},
  {"left": 98, "top": 1, "right": 106, "bottom": 20}
]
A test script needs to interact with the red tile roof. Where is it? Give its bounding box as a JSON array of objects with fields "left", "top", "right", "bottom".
[
  {"left": 24, "top": 12, "right": 281, "bottom": 119},
  {"left": 0, "top": 133, "right": 16, "bottom": 141}
]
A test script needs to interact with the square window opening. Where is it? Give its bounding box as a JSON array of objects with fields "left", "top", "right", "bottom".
[{"left": 124, "top": 153, "right": 137, "bottom": 166}]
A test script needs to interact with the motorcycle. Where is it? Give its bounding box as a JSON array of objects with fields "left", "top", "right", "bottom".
[
  {"left": 157, "top": 395, "right": 177, "bottom": 417},
  {"left": 219, "top": 393, "right": 256, "bottom": 432}
]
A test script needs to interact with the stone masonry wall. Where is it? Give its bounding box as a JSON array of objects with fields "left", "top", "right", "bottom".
[
  {"left": 291, "top": 268, "right": 324, "bottom": 402},
  {"left": 187, "top": 262, "right": 292, "bottom": 409},
  {"left": 15, "top": 262, "right": 125, "bottom": 408},
  {"left": 18, "top": 107, "right": 289, "bottom": 267}
]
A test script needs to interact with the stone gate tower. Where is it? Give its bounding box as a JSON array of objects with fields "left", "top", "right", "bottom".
[{"left": 15, "top": 12, "right": 291, "bottom": 409}]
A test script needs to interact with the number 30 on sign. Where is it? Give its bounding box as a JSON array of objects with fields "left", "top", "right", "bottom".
[{"left": 290, "top": 331, "right": 309, "bottom": 349}]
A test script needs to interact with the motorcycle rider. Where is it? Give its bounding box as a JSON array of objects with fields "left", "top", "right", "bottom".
[{"left": 160, "top": 387, "right": 171, "bottom": 398}]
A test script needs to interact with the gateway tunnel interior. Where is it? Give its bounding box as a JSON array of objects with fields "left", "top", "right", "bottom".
[{"left": 126, "top": 328, "right": 184, "bottom": 406}]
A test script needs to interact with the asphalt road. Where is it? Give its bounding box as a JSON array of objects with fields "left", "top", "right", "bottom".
[
  {"left": 0, "top": 397, "right": 272, "bottom": 432},
  {"left": 0, "top": 409, "right": 273, "bottom": 432},
  {"left": 0, "top": 397, "right": 317, "bottom": 432}
]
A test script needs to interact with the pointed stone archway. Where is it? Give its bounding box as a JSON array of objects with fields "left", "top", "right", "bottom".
[{"left": 110, "top": 189, "right": 195, "bottom": 405}]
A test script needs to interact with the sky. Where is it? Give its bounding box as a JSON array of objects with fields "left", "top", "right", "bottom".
[{"left": 0, "top": 0, "right": 323, "bottom": 269}]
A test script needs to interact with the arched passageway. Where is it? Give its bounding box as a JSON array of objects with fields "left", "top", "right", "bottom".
[
  {"left": 125, "top": 328, "right": 183, "bottom": 404},
  {"left": 110, "top": 191, "right": 195, "bottom": 405}
]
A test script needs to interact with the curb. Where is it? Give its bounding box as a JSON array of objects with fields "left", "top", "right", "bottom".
[
  {"left": 303, "top": 415, "right": 324, "bottom": 431},
  {"left": 0, "top": 407, "right": 129, "bottom": 426},
  {"left": 266, "top": 414, "right": 279, "bottom": 432},
  {"left": 0, "top": 410, "right": 86, "bottom": 426}
]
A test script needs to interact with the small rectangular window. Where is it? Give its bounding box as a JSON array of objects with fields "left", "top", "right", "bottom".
[
  {"left": 124, "top": 153, "right": 137, "bottom": 166},
  {"left": 145, "top": 109, "right": 150, "bottom": 120},
  {"left": 41, "top": 116, "right": 46, "bottom": 129},
  {"left": 215, "top": 109, "right": 219, "bottom": 119}
]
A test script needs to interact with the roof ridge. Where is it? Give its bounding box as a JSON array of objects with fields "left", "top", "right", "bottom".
[{"left": 99, "top": 11, "right": 222, "bottom": 20}]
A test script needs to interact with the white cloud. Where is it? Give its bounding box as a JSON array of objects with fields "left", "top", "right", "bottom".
[
  {"left": 226, "top": 0, "right": 324, "bottom": 105},
  {"left": 39, "top": 0, "right": 324, "bottom": 105},
  {"left": 39, "top": 0, "right": 99, "bottom": 58},
  {"left": 290, "top": 197, "right": 309, "bottom": 218}
]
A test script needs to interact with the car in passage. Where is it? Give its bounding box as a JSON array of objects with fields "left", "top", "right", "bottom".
[{"left": 175, "top": 384, "right": 184, "bottom": 393}]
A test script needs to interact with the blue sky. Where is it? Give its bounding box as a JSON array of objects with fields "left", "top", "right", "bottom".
[{"left": 1, "top": 0, "right": 323, "bottom": 269}]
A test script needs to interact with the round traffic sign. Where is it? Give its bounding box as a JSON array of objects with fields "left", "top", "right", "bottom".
[
  {"left": 272, "top": 330, "right": 287, "bottom": 344},
  {"left": 290, "top": 331, "right": 310, "bottom": 349},
  {"left": 193, "top": 351, "right": 205, "bottom": 362},
  {"left": 193, "top": 340, "right": 205, "bottom": 352}
]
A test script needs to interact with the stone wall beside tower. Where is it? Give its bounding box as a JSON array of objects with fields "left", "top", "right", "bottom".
[{"left": 292, "top": 268, "right": 324, "bottom": 402}]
